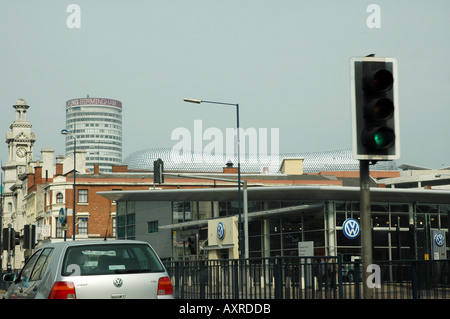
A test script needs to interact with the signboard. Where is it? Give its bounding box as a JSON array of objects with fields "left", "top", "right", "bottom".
[
  {"left": 58, "top": 208, "right": 67, "bottom": 224},
  {"left": 298, "top": 241, "right": 314, "bottom": 288},
  {"left": 343, "top": 218, "right": 360, "bottom": 239},
  {"left": 298, "top": 241, "right": 314, "bottom": 257},
  {"left": 431, "top": 229, "right": 447, "bottom": 260},
  {"left": 41, "top": 225, "right": 51, "bottom": 237},
  {"left": 66, "top": 98, "right": 122, "bottom": 109},
  {"left": 208, "top": 216, "right": 238, "bottom": 246},
  {"left": 217, "top": 222, "right": 225, "bottom": 240},
  {"left": 434, "top": 232, "right": 445, "bottom": 247}
]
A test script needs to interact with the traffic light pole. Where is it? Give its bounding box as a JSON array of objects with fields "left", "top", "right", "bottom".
[
  {"left": 6, "top": 224, "right": 12, "bottom": 272},
  {"left": 352, "top": 56, "right": 399, "bottom": 299},
  {"left": 360, "top": 160, "right": 373, "bottom": 299}
]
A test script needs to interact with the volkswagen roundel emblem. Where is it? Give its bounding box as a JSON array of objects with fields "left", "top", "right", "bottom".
[
  {"left": 435, "top": 233, "right": 445, "bottom": 247},
  {"left": 113, "top": 277, "right": 123, "bottom": 288},
  {"left": 217, "top": 222, "right": 225, "bottom": 240},
  {"left": 343, "top": 218, "right": 360, "bottom": 239}
]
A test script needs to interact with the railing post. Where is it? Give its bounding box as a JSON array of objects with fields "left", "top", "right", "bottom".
[
  {"left": 337, "top": 255, "right": 344, "bottom": 299},
  {"left": 412, "top": 262, "right": 419, "bottom": 299},
  {"left": 233, "top": 259, "right": 239, "bottom": 299},
  {"left": 274, "top": 257, "right": 283, "bottom": 299},
  {"left": 174, "top": 262, "right": 180, "bottom": 299},
  {"left": 199, "top": 261, "right": 206, "bottom": 299},
  {"left": 355, "top": 260, "right": 361, "bottom": 299}
]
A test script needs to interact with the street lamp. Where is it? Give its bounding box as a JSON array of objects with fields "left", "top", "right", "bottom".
[
  {"left": 61, "top": 128, "right": 76, "bottom": 241},
  {"left": 184, "top": 98, "right": 244, "bottom": 258}
]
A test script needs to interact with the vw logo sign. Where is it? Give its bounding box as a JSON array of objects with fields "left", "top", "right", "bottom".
[
  {"left": 343, "top": 218, "right": 360, "bottom": 239},
  {"left": 217, "top": 222, "right": 225, "bottom": 240},
  {"left": 434, "top": 233, "right": 445, "bottom": 247},
  {"left": 113, "top": 277, "right": 123, "bottom": 288}
]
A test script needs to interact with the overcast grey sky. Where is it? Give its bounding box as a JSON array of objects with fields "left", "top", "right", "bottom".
[{"left": 1, "top": 1, "right": 449, "bottom": 169}]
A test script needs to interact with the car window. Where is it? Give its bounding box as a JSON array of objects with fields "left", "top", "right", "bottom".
[
  {"left": 30, "top": 248, "right": 54, "bottom": 281},
  {"left": 19, "top": 250, "right": 42, "bottom": 284},
  {"left": 61, "top": 243, "right": 165, "bottom": 276}
]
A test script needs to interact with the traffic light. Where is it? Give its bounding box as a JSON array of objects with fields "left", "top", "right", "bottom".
[
  {"left": 351, "top": 56, "right": 399, "bottom": 161},
  {"left": 2, "top": 228, "right": 10, "bottom": 251},
  {"left": 187, "top": 235, "right": 197, "bottom": 255},
  {"left": 153, "top": 158, "right": 164, "bottom": 184},
  {"left": 11, "top": 230, "right": 20, "bottom": 247},
  {"left": 24, "top": 224, "right": 36, "bottom": 249},
  {"left": 2, "top": 228, "right": 20, "bottom": 251}
]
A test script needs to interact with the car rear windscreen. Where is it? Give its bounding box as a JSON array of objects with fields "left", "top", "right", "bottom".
[{"left": 61, "top": 243, "right": 165, "bottom": 276}]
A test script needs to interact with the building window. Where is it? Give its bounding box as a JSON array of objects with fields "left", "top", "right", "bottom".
[
  {"left": 116, "top": 201, "right": 136, "bottom": 239},
  {"left": 117, "top": 202, "right": 126, "bottom": 239},
  {"left": 56, "top": 192, "right": 64, "bottom": 203},
  {"left": 127, "top": 213, "right": 135, "bottom": 238},
  {"left": 148, "top": 221, "right": 158, "bottom": 233},
  {"left": 56, "top": 222, "right": 64, "bottom": 238},
  {"left": 78, "top": 218, "right": 88, "bottom": 235},
  {"left": 172, "top": 201, "right": 191, "bottom": 223},
  {"left": 78, "top": 189, "right": 88, "bottom": 203}
]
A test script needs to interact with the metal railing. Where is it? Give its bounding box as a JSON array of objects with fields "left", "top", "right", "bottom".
[{"left": 164, "top": 257, "right": 450, "bottom": 299}]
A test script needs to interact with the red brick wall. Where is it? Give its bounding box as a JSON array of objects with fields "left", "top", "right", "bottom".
[{"left": 62, "top": 182, "right": 154, "bottom": 239}]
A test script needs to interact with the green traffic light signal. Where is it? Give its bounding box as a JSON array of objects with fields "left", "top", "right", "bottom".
[{"left": 367, "top": 127, "right": 395, "bottom": 150}]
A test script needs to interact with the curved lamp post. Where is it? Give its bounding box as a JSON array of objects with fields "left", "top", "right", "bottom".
[{"left": 184, "top": 98, "right": 245, "bottom": 259}]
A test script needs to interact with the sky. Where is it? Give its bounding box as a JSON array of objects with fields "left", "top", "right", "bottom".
[{"left": 0, "top": 0, "right": 449, "bottom": 170}]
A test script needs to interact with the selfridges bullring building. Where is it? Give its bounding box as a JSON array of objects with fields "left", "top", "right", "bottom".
[{"left": 123, "top": 148, "right": 397, "bottom": 173}]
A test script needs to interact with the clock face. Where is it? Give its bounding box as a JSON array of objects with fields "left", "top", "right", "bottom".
[{"left": 16, "top": 147, "right": 26, "bottom": 158}]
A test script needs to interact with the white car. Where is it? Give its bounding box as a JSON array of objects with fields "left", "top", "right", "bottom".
[{"left": 3, "top": 240, "right": 173, "bottom": 299}]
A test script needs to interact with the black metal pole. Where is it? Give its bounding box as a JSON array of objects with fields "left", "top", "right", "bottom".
[
  {"left": 0, "top": 168, "right": 3, "bottom": 265},
  {"left": 73, "top": 137, "right": 76, "bottom": 240},
  {"left": 360, "top": 160, "right": 373, "bottom": 299},
  {"left": 236, "top": 104, "right": 242, "bottom": 259}
]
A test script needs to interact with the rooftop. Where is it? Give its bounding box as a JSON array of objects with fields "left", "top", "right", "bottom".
[{"left": 123, "top": 148, "right": 398, "bottom": 174}]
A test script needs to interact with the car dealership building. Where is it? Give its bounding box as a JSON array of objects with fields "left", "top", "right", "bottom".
[{"left": 99, "top": 183, "right": 449, "bottom": 262}]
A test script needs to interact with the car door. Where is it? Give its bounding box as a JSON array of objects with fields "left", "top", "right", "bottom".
[
  {"left": 23, "top": 248, "right": 54, "bottom": 299},
  {"left": 6, "top": 249, "right": 42, "bottom": 299}
]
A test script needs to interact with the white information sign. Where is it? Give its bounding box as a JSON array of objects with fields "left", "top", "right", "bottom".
[
  {"left": 298, "top": 241, "right": 314, "bottom": 257},
  {"left": 41, "top": 225, "right": 51, "bottom": 237}
]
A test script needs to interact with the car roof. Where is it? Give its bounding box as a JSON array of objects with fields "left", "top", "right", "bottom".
[{"left": 38, "top": 240, "right": 151, "bottom": 249}]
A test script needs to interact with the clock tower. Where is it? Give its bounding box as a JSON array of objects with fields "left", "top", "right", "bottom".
[{"left": 2, "top": 99, "right": 36, "bottom": 228}]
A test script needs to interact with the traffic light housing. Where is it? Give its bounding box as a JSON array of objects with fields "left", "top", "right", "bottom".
[
  {"left": 12, "top": 230, "right": 20, "bottom": 247},
  {"left": 187, "top": 235, "right": 197, "bottom": 255},
  {"left": 351, "top": 56, "right": 399, "bottom": 161},
  {"left": 24, "top": 224, "right": 36, "bottom": 249},
  {"left": 2, "top": 228, "right": 10, "bottom": 251},
  {"left": 153, "top": 158, "right": 164, "bottom": 184},
  {"left": 2, "top": 228, "right": 20, "bottom": 251}
]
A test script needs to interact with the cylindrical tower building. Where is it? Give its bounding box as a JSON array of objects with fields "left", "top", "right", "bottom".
[{"left": 65, "top": 96, "right": 122, "bottom": 172}]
